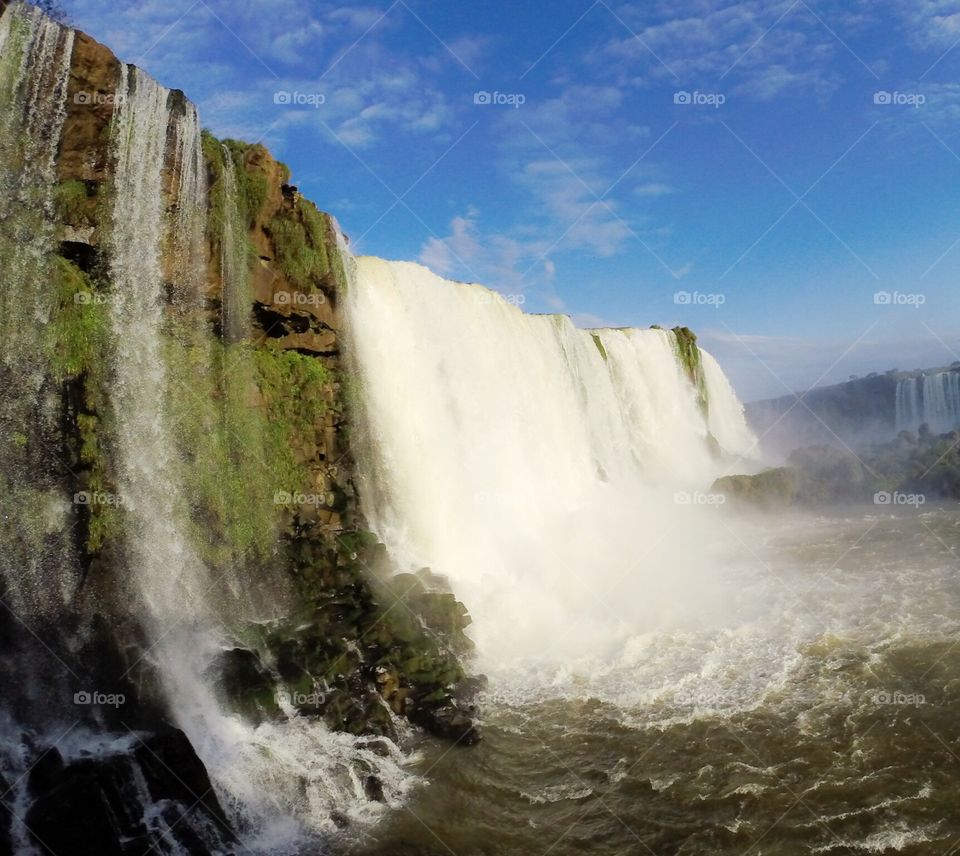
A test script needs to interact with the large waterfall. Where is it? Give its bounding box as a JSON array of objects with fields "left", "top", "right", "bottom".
[
  {"left": 1, "top": 3, "right": 767, "bottom": 852},
  {"left": 895, "top": 371, "right": 960, "bottom": 434},
  {"left": 345, "top": 257, "right": 757, "bottom": 684}
]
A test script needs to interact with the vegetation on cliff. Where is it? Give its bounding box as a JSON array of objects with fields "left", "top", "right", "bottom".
[{"left": 672, "top": 326, "right": 708, "bottom": 415}]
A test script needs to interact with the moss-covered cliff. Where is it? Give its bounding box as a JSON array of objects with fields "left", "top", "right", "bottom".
[{"left": 43, "top": 10, "right": 478, "bottom": 750}]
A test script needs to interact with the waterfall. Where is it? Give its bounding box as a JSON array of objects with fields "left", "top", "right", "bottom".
[
  {"left": 220, "top": 144, "right": 251, "bottom": 343},
  {"left": 0, "top": 1, "right": 77, "bottom": 617},
  {"left": 895, "top": 372, "right": 960, "bottom": 434},
  {"left": 101, "top": 66, "right": 413, "bottom": 850},
  {"left": 345, "top": 257, "right": 756, "bottom": 681}
]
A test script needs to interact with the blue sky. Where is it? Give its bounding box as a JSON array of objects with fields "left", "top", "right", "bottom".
[{"left": 62, "top": 0, "right": 960, "bottom": 399}]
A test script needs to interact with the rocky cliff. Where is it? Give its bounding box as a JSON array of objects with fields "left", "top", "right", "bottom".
[{"left": 0, "top": 3, "right": 477, "bottom": 853}]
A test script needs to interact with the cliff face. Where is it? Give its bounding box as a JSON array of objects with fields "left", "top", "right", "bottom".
[{"left": 0, "top": 4, "right": 477, "bottom": 852}]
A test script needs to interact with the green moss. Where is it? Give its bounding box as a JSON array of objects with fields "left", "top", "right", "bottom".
[
  {"left": 252, "top": 345, "right": 331, "bottom": 494},
  {"left": 204, "top": 134, "right": 271, "bottom": 230},
  {"left": 712, "top": 468, "right": 799, "bottom": 509},
  {"left": 267, "top": 200, "right": 343, "bottom": 293},
  {"left": 45, "top": 256, "right": 110, "bottom": 382},
  {"left": 672, "top": 326, "right": 708, "bottom": 416},
  {"left": 54, "top": 180, "right": 98, "bottom": 226},
  {"left": 591, "top": 333, "right": 608, "bottom": 362},
  {"left": 161, "top": 325, "right": 278, "bottom": 564}
]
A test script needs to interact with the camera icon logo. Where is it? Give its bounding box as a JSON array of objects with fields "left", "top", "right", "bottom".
[
  {"left": 674, "top": 291, "right": 692, "bottom": 305},
  {"left": 74, "top": 691, "right": 91, "bottom": 704},
  {"left": 873, "top": 291, "right": 891, "bottom": 305},
  {"left": 73, "top": 491, "right": 90, "bottom": 505},
  {"left": 473, "top": 91, "right": 492, "bottom": 105},
  {"left": 673, "top": 91, "right": 692, "bottom": 105},
  {"left": 273, "top": 91, "right": 292, "bottom": 105},
  {"left": 873, "top": 91, "right": 892, "bottom": 105},
  {"left": 873, "top": 491, "right": 892, "bottom": 505}
]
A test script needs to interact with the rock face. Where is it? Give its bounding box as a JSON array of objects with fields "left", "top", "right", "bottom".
[
  {"left": 26, "top": 731, "right": 234, "bottom": 856},
  {"left": 0, "top": 3, "right": 480, "bottom": 853}
]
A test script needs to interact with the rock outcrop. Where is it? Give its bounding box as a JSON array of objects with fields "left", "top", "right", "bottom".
[{"left": 0, "top": 2, "right": 480, "bottom": 852}]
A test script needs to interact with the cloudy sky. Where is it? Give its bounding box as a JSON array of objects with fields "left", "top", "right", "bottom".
[{"left": 63, "top": 0, "right": 960, "bottom": 399}]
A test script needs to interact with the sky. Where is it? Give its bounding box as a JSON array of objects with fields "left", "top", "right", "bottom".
[{"left": 60, "top": 0, "right": 960, "bottom": 400}]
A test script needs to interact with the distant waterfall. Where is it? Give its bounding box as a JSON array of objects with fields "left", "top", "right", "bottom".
[
  {"left": 895, "top": 372, "right": 960, "bottom": 434},
  {"left": 346, "top": 257, "right": 756, "bottom": 677}
]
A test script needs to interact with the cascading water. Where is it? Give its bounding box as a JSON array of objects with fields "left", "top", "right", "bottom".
[
  {"left": 895, "top": 371, "right": 960, "bottom": 434},
  {"left": 103, "top": 64, "right": 413, "bottom": 852},
  {"left": 0, "top": 2, "right": 76, "bottom": 614},
  {"left": 219, "top": 144, "right": 251, "bottom": 343},
  {"left": 345, "top": 257, "right": 758, "bottom": 688}
]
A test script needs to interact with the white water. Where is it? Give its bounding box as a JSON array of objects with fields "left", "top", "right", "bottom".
[
  {"left": 346, "top": 257, "right": 757, "bottom": 682},
  {"left": 104, "top": 67, "right": 412, "bottom": 852},
  {"left": 219, "top": 144, "right": 250, "bottom": 342},
  {"left": 0, "top": 3, "right": 76, "bottom": 617},
  {"left": 895, "top": 371, "right": 960, "bottom": 434}
]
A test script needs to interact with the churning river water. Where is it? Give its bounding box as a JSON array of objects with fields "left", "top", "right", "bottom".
[{"left": 350, "top": 506, "right": 960, "bottom": 856}]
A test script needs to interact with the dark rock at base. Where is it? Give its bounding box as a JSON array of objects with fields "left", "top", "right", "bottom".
[
  {"left": 133, "top": 728, "right": 232, "bottom": 831},
  {"left": 26, "top": 747, "right": 65, "bottom": 796},
  {"left": 409, "top": 699, "right": 481, "bottom": 746},
  {"left": 27, "top": 754, "right": 148, "bottom": 856},
  {"left": 0, "top": 771, "right": 11, "bottom": 856},
  {"left": 208, "top": 646, "right": 280, "bottom": 725},
  {"left": 363, "top": 774, "right": 385, "bottom": 803},
  {"left": 25, "top": 729, "right": 235, "bottom": 856}
]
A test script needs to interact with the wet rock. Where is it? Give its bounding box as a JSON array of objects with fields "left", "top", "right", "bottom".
[
  {"left": 209, "top": 647, "right": 280, "bottom": 726},
  {"left": 0, "top": 771, "right": 11, "bottom": 856},
  {"left": 409, "top": 699, "right": 481, "bottom": 746},
  {"left": 25, "top": 729, "right": 235, "bottom": 856},
  {"left": 26, "top": 753, "right": 147, "bottom": 855},
  {"left": 133, "top": 729, "right": 232, "bottom": 830},
  {"left": 363, "top": 774, "right": 385, "bottom": 803}
]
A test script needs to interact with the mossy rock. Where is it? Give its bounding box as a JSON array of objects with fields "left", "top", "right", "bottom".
[{"left": 712, "top": 467, "right": 799, "bottom": 509}]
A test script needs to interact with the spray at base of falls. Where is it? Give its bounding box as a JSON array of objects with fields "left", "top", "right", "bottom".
[{"left": 345, "top": 257, "right": 758, "bottom": 687}]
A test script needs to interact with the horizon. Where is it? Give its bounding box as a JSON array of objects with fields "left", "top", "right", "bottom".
[{"left": 61, "top": 0, "right": 960, "bottom": 400}]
